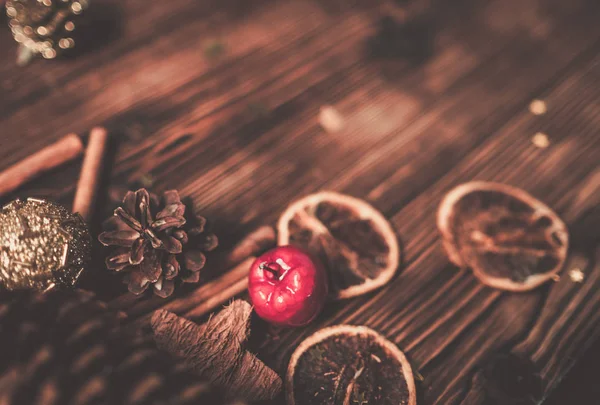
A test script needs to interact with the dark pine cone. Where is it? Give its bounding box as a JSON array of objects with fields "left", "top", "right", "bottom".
[
  {"left": 99, "top": 189, "right": 218, "bottom": 298},
  {"left": 0, "top": 289, "right": 238, "bottom": 405}
]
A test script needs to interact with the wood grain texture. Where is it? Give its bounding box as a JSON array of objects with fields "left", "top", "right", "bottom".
[{"left": 0, "top": 0, "right": 599, "bottom": 403}]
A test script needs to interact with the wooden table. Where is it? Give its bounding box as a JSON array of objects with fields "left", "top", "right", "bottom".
[{"left": 1, "top": 0, "right": 599, "bottom": 404}]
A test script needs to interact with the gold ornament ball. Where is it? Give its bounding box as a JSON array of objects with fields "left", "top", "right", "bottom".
[
  {"left": 6, "top": 0, "right": 89, "bottom": 60},
  {"left": 0, "top": 198, "right": 91, "bottom": 291}
]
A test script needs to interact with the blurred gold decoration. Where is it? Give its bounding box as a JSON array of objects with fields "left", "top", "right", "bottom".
[
  {"left": 532, "top": 132, "right": 550, "bottom": 148},
  {"left": 0, "top": 198, "right": 91, "bottom": 291},
  {"left": 319, "top": 105, "right": 345, "bottom": 133},
  {"left": 569, "top": 268, "right": 584, "bottom": 283},
  {"left": 529, "top": 99, "right": 547, "bottom": 115},
  {"left": 5, "top": 0, "right": 89, "bottom": 63}
]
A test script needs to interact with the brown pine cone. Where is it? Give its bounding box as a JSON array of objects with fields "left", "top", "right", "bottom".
[
  {"left": 99, "top": 189, "right": 218, "bottom": 298},
  {"left": 0, "top": 289, "right": 238, "bottom": 405}
]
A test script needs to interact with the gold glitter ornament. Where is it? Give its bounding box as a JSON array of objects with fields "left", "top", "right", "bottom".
[
  {"left": 0, "top": 198, "right": 91, "bottom": 291},
  {"left": 6, "top": 0, "right": 89, "bottom": 62}
]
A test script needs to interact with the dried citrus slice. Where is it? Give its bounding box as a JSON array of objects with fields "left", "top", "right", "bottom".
[
  {"left": 286, "top": 325, "right": 417, "bottom": 405},
  {"left": 278, "top": 192, "right": 399, "bottom": 299},
  {"left": 437, "top": 182, "right": 569, "bottom": 291}
]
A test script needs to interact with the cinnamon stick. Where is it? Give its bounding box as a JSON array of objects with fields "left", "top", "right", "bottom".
[
  {"left": 73, "top": 127, "right": 109, "bottom": 221},
  {"left": 109, "top": 226, "right": 275, "bottom": 314},
  {"left": 222, "top": 225, "right": 276, "bottom": 268},
  {"left": 184, "top": 276, "right": 249, "bottom": 319},
  {"left": 0, "top": 134, "right": 83, "bottom": 197},
  {"left": 121, "top": 257, "right": 254, "bottom": 333}
]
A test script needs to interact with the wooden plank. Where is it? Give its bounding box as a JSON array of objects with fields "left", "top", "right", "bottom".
[
  {"left": 177, "top": 0, "right": 600, "bottom": 241},
  {"left": 0, "top": 1, "right": 335, "bottom": 159},
  {"left": 62, "top": 0, "right": 596, "bottom": 304},
  {"left": 261, "top": 49, "right": 600, "bottom": 403},
  {"left": 0, "top": 0, "right": 599, "bottom": 403},
  {"left": 1, "top": 0, "right": 583, "bottom": 183}
]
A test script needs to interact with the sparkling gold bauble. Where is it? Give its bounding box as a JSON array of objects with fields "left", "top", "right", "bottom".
[
  {"left": 0, "top": 198, "right": 91, "bottom": 291},
  {"left": 6, "top": 0, "right": 89, "bottom": 60}
]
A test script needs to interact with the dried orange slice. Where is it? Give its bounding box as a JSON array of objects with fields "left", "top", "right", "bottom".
[
  {"left": 437, "top": 182, "right": 569, "bottom": 291},
  {"left": 278, "top": 192, "right": 399, "bottom": 299},
  {"left": 286, "top": 325, "right": 417, "bottom": 405}
]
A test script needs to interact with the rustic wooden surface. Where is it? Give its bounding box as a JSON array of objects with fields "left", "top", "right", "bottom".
[{"left": 1, "top": 0, "right": 599, "bottom": 404}]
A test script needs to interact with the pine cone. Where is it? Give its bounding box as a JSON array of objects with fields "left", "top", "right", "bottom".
[
  {"left": 0, "top": 289, "right": 238, "bottom": 405},
  {"left": 6, "top": 0, "right": 88, "bottom": 60},
  {"left": 99, "top": 189, "right": 218, "bottom": 298}
]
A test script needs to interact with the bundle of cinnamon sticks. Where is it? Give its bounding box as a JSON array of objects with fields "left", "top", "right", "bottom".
[{"left": 0, "top": 127, "right": 108, "bottom": 221}]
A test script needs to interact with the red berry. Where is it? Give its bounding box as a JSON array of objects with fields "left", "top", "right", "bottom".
[{"left": 248, "top": 246, "right": 328, "bottom": 327}]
